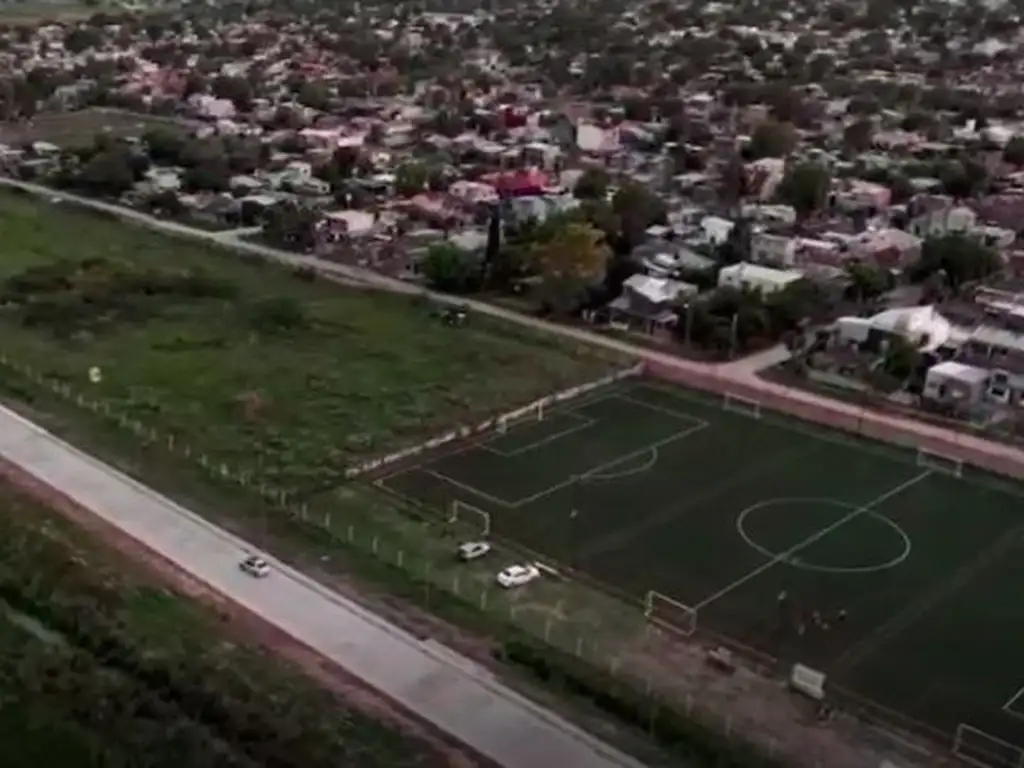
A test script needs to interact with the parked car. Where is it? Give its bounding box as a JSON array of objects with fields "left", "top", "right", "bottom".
[
  {"left": 239, "top": 554, "right": 271, "bottom": 578},
  {"left": 496, "top": 564, "right": 540, "bottom": 589},
  {"left": 457, "top": 541, "right": 492, "bottom": 561}
]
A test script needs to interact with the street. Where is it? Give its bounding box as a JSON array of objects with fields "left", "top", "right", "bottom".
[{"left": 0, "top": 403, "right": 648, "bottom": 768}]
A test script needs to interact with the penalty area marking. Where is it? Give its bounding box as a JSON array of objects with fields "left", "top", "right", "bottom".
[
  {"left": 737, "top": 497, "right": 912, "bottom": 575},
  {"left": 425, "top": 420, "right": 709, "bottom": 509},
  {"left": 1003, "top": 687, "right": 1024, "bottom": 721},
  {"left": 587, "top": 447, "right": 659, "bottom": 480},
  {"left": 482, "top": 412, "right": 597, "bottom": 458}
]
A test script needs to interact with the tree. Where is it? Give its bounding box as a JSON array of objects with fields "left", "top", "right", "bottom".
[
  {"left": 747, "top": 120, "right": 798, "bottom": 159},
  {"left": 611, "top": 182, "right": 666, "bottom": 250},
  {"left": 263, "top": 201, "right": 319, "bottom": 251},
  {"left": 1004, "top": 136, "right": 1024, "bottom": 166},
  {"left": 210, "top": 75, "right": 253, "bottom": 112},
  {"left": 882, "top": 335, "right": 923, "bottom": 382},
  {"left": 419, "top": 243, "right": 483, "bottom": 294},
  {"left": 531, "top": 222, "right": 610, "bottom": 314},
  {"left": 842, "top": 119, "right": 875, "bottom": 153},
  {"left": 394, "top": 162, "right": 428, "bottom": 197},
  {"left": 911, "top": 233, "right": 1002, "bottom": 291},
  {"left": 845, "top": 262, "right": 890, "bottom": 304},
  {"left": 74, "top": 148, "right": 135, "bottom": 197},
  {"left": 573, "top": 168, "right": 610, "bottom": 200},
  {"left": 777, "top": 162, "right": 831, "bottom": 222},
  {"left": 938, "top": 159, "right": 987, "bottom": 199},
  {"left": 143, "top": 127, "right": 187, "bottom": 165}
]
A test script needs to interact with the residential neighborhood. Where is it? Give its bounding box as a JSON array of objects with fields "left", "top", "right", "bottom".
[
  {"left": 5, "top": 0, "right": 1024, "bottom": 441},
  {"left": 8, "top": 1, "right": 1024, "bottom": 767}
]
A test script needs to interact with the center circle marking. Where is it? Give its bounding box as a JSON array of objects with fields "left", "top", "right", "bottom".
[{"left": 736, "top": 497, "right": 911, "bottom": 574}]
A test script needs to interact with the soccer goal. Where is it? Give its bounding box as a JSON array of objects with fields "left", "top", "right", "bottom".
[
  {"left": 497, "top": 400, "right": 545, "bottom": 434},
  {"left": 448, "top": 499, "right": 492, "bottom": 537},
  {"left": 953, "top": 723, "right": 1024, "bottom": 768},
  {"left": 644, "top": 590, "right": 698, "bottom": 636},
  {"left": 723, "top": 393, "right": 762, "bottom": 419},
  {"left": 916, "top": 448, "right": 964, "bottom": 478}
]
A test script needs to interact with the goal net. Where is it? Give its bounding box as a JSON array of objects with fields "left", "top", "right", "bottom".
[
  {"left": 954, "top": 723, "right": 1024, "bottom": 768},
  {"left": 916, "top": 448, "right": 963, "bottom": 478},
  {"left": 723, "top": 394, "right": 762, "bottom": 419},
  {"left": 497, "top": 400, "right": 544, "bottom": 434},
  {"left": 448, "top": 500, "right": 492, "bottom": 537},
  {"left": 644, "top": 590, "right": 698, "bottom": 636}
]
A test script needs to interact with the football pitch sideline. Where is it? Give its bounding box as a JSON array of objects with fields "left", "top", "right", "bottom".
[{"left": 377, "top": 379, "right": 1024, "bottom": 767}]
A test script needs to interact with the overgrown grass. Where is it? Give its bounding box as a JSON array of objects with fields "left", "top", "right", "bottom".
[
  {"left": 0, "top": 480, "right": 447, "bottom": 768},
  {"left": 0, "top": 191, "right": 623, "bottom": 493}
]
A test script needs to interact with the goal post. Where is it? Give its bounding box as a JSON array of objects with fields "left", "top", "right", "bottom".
[
  {"left": 722, "top": 393, "right": 762, "bottom": 419},
  {"left": 497, "top": 400, "right": 545, "bottom": 434},
  {"left": 953, "top": 723, "right": 1024, "bottom": 768},
  {"left": 448, "top": 499, "right": 492, "bottom": 537},
  {"left": 644, "top": 590, "right": 698, "bottom": 636},
  {"left": 916, "top": 448, "right": 964, "bottom": 478}
]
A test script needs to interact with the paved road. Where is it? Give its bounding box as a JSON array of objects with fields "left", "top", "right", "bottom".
[{"left": 0, "top": 404, "right": 649, "bottom": 768}]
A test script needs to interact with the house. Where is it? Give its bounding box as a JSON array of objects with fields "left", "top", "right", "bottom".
[
  {"left": 922, "top": 361, "right": 991, "bottom": 407},
  {"left": 956, "top": 323, "right": 1024, "bottom": 405},
  {"left": 608, "top": 274, "right": 697, "bottom": 332},
  {"left": 833, "top": 305, "right": 957, "bottom": 354},
  {"left": 718, "top": 262, "right": 804, "bottom": 295},
  {"left": 751, "top": 233, "right": 798, "bottom": 267},
  {"left": 632, "top": 241, "right": 714, "bottom": 278},
  {"left": 851, "top": 228, "right": 922, "bottom": 271},
  {"left": 909, "top": 205, "right": 976, "bottom": 239},
  {"left": 482, "top": 168, "right": 551, "bottom": 198},
  {"left": 700, "top": 215, "right": 735, "bottom": 246}
]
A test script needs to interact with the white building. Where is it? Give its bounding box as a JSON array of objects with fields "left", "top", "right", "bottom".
[
  {"left": 834, "top": 305, "right": 959, "bottom": 354},
  {"left": 717, "top": 262, "right": 804, "bottom": 295}
]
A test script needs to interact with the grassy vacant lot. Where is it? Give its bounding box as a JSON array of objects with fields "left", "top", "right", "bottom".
[
  {"left": 0, "top": 191, "right": 620, "bottom": 496},
  {"left": 0, "top": 109, "right": 181, "bottom": 148},
  {"left": 0, "top": 478, "right": 446, "bottom": 768}
]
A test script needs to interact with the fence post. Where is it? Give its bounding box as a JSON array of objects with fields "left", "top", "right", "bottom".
[
  {"left": 452, "top": 573, "right": 459, "bottom": 596},
  {"left": 371, "top": 535, "right": 378, "bottom": 554},
  {"left": 299, "top": 503, "right": 307, "bottom": 521},
  {"left": 396, "top": 549, "right": 403, "bottom": 568},
  {"left": 324, "top": 512, "right": 331, "bottom": 529},
  {"left": 346, "top": 523, "right": 353, "bottom": 542},
  {"left": 479, "top": 587, "right": 487, "bottom": 611},
  {"left": 544, "top": 617, "right": 552, "bottom": 642}
]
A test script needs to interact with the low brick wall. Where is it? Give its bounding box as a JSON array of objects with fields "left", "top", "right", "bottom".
[{"left": 644, "top": 359, "right": 1024, "bottom": 481}]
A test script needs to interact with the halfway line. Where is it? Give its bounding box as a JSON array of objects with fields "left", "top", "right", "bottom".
[{"left": 694, "top": 470, "right": 933, "bottom": 611}]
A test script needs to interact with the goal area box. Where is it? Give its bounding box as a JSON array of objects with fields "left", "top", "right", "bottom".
[
  {"left": 722, "top": 394, "right": 761, "bottom": 420},
  {"left": 448, "top": 500, "right": 491, "bottom": 536},
  {"left": 954, "top": 723, "right": 1024, "bottom": 768},
  {"left": 644, "top": 590, "right": 697, "bottom": 636}
]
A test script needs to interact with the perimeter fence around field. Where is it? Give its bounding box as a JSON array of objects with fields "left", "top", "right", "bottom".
[
  {"left": 645, "top": 359, "right": 1024, "bottom": 484},
  {"left": 645, "top": 359, "right": 1024, "bottom": 767},
  {"left": 0, "top": 352, "right": 949, "bottom": 768}
]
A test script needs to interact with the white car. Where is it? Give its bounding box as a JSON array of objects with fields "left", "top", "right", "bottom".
[
  {"left": 239, "top": 555, "right": 271, "bottom": 578},
  {"left": 457, "top": 541, "right": 492, "bottom": 561},
  {"left": 496, "top": 564, "right": 540, "bottom": 589}
]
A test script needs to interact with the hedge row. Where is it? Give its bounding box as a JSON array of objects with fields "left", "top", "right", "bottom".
[{"left": 501, "top": 638, "right": 783, "bottom": 768}]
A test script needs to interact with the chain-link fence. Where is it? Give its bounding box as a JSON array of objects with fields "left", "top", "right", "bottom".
[{"left": 0, "top": 354, "right": 950, "bottom": 768}]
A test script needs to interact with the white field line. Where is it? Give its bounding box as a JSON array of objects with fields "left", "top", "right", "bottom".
[
  {"left": 1004, "top": 686, "right": 1024, "bottom": 719},
  {"left": 482, "top": 413, "right": 597, "bottom": 457},
  {"left": 694, "top": 470, "right": 933, "bottom": 611}
]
